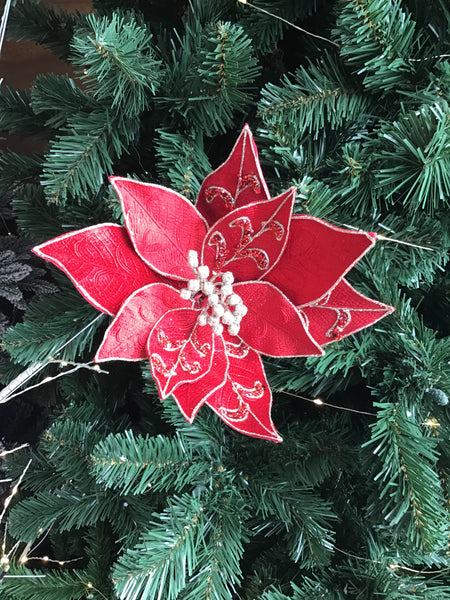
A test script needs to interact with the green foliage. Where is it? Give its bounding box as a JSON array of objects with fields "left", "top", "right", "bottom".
[
  {"left": 154, "top": 129, "right": 211, "bottom": 200},
  {"left": 0, "top": 152, "right": 42, "bottom": 190},
  {"left": 90, "top": 430, "right": 209, "bottom": 494},
  {"left": 366, "top": 402, "right": 447, "bottom": 551},
  {"left": 30, "top": 74, "right": 94, "bottom": 129},
  {"left": 71, "top": 13, "right": 162, "bottom": 116},
  {"left": 11, "top": 184, "right": 62, "bottom": 240},
  {"left": 259, "top": 57, "right": 372, "bottom": 143},
  {"left": 1, "top": 282, "right": 105, "bottom": 365},
  {"left": 0, "top": 86, "right": 46, "bottom": 136},
  {"left": 1, "top": 567, "right": 91, "bottom": 600},
  {"left": 162, "top": 18, "right": 260, "bottom": 135},
  {"left": 41, "top": 110, "right": 137, "bottom": 204},
  {"left": 238, "top": 0, "right": 320, "bottom": 54},
  {"left": 113, "top": 493, "right": 206, "bottom": 600},
  {"left": 8, "top": 0, "right": 80, "bottom": 58},
  {"left": 375, "top": 102, "right": 450, "bottom": 214},
  {"left": 334, "top": 0, "right": 418, "bottom": 92}
]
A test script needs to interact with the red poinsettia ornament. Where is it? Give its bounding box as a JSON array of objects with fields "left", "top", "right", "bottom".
[{"left": 33, "top": 126, "right": 394, "bottom": 442}]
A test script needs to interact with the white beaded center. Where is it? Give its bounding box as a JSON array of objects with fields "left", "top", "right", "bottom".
[{"left": 180, "top": 250, "right": 247, "bottom": 336}]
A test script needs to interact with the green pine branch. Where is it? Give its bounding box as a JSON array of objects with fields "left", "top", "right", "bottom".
[
  {"left": 41, "top": 110, "right": 136, "bottom": 204},
  {"left": 162, "top": 19, "right": 260, "bottom": 135},
  {"left": 1, "top": 283, "right": 104, "bottom": 365},
  {"left": 0, "top": 86, "right": 46, "bottom": 136},
  {"left": 0, "top": 567, "right": 92, "bottom": 600},
  {"left": 154, "top": 129, "right": 211, "bottom": 200},
  {"left": 71, "top": 12, "right": 163, "bottom": 117},
  {"left": 259, "top": 57, "right": 372, "bottom": 143},
  {"left": 334, "top": 0, "right": 418, "bottom": 92},
  {"left": 113, "top": 492, "right": 206, "bottom": 600},
  {"left": 366, "top": 401, "right": 448, "bottom": 551},
  {"left": 8, "top": 0, "right": 80, "bottom": 59},
  {"left": 90, "top": 430, "right": 209, "bottom": 494},
  {"left": 30, "top": 74, "right": 94, "bottom": 129}
]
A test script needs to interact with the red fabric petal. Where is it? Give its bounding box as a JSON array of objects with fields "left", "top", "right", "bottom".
[
  {"left": 264, "top": 216, "right": 376, "bottom": 305},
  {"left": 196, "top": 125, "right": 271, "bottom": 227},
  {"left": 299, "top": 278, "right": 395, "bottom": 345},
  {"left": 171, "top": 334, "right": 228, "bottom": 422},
  {"left": 32, "top": 224, "right": 162, "bottom": 316},
  {"left": 110, "top": 177, "right": 208, "bottom": 280},
  {"left": 234, "top": 282, "right": 324, "bottom": 357},
  {"left": 95, "top": 284, "right": 190, "bottom": 362},
  {"left": 206, "top": 338, "right": 281, "bottom": 442},
  {"left": 147, "top": 308, "right": 214, "bottom": 399},
  {"left": 202, "top": 188, "right": 295, "bottom": 282}
]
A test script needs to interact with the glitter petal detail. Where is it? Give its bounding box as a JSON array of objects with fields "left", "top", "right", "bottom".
[
  {"left": 237, "top": 174, "right": 261, "bottom": 194},
  {"left": 267, "top": 219, "right": 285, "bottom": 241},
  {"left": 225, "top": 340, "right": 250, "bottom": 358},
  {"left": 156, "top": 329, "right": 185, "bottom": 351},
  {"left": 150, "top": 353, "right": 172, "bottom": 378},
  {"left": 208, "top": 231, "right": 229, "bottom": 270},
  {"left": 205, "top": 186, "right": 236, "bottom": 210},
  {"left": 326, "top": 309, "right": 352, "bottom": 341}
]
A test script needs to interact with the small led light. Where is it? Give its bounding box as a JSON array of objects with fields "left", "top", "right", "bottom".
[
  {"left": 313, "top": 398, "right": 324, "bottom": 406},
  {"left": 42, "top": 556, "right": 49, "bottom": 562}
]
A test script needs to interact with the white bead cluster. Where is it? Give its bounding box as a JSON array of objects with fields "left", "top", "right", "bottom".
[{"left": 180, "top": 250, "right": 248, "bottom": 336}]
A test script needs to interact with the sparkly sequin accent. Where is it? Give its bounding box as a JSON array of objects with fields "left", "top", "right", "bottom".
[
  {"left": 237, "top": 248, "right": 269, "bottom": 270},
  {"left": 191, "top": 329, "right": 211, "bottom": 357},
  {"left": 156, "top": 329, "right": 185, "bottom": 351},
  {"left": 179, "top": 351, "right": 202, "bottom": 374},
  {"left": 326, "top": 309, "right": 351, "bottom": 341},
  {"left": 236, "top": 381, "right": 265, "bottom": 399},
  {"left": 150, "top": 353, "right": 172, "bottom": 377},
  {"left": 225, "top": 340, "right": 250, "bottom": 358},
  {"left": 237, "top": 174, "right": 261, "bottom": 194},
  {"left": 230, "top": 216, "right": 254, "bottom": 250},
  {"left": 229, "top": 216, "right": 270, "bottom": 270},
  {"left": 208, "top": 231, "right": 229, "bottom": 270},
  {"left": 267, "top": 219, "right": 285, "bottom": 241},
  {"left": 219, "top": 400, "right": 249, "bottom": 421},
  {"left": 205, "top": 186, "right": 235, "bottom": 210}
]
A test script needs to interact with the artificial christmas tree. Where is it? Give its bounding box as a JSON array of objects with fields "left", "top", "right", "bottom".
[{"left": 0, "top": 1, "right": 449, "bottom": 599}]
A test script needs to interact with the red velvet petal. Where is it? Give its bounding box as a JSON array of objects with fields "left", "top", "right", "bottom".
[
  {"left": 148, "top": 308, "right": 214, "bottom": 399},
  {"left": 202, "top": 188, "right": 295, "bottom": 282},
  {"left": 234, "top": 282, "right": 324, "bottom": 357},
  {"left": 196, "top": 125, "right": 271, "bottom": 227},
  {"left": 110, "top": 177, "right": 208, "bottom": 280},
  {"left": 264, "top": 216, "right": 376, "bottom": 305},
  {"left": 171, "top": 334, "right": 228, "bottom": 422},
  {"left": 95, "top": 284, "right": 190, "bottom": 362},
  {"left": 206, "top": 340, "right": 281, "bottom": 442},
  {"left": 32, "top": 224, "right": 162, "bottom": 316},
  {"left": 299, "top": 278, "right": 395, "bottom": 345}
]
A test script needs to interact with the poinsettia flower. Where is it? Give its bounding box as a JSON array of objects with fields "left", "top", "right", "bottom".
[{"left": 33, "top": 126, "right": 394, "bottom": 442}]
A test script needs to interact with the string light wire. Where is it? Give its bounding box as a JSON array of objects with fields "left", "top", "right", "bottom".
[
  {"left": 281, "top": 389, "right": 377, "bottom": 416},
  {"left": 237, "top": 0, "right": 340, "bottom": 48},
  {"left": 0, "top": 314, "right": 104, "bottom": 404}
]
